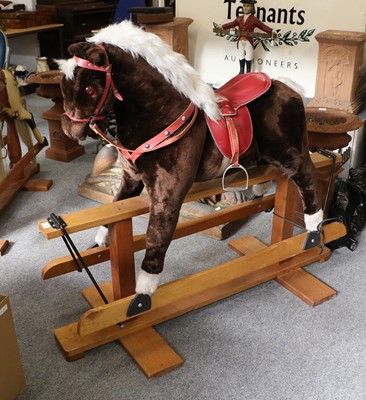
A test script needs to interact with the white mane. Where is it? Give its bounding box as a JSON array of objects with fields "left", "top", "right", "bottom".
[{"left": 85, "top": 21, "right": 220, "bottom": 120}]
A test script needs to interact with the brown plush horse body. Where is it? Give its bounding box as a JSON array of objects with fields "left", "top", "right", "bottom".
[{"left": 58, "top": 21, "right": 322, "bottom": 295}]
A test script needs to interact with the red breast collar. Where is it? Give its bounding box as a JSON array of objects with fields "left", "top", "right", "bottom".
[{"left": 89, "top": 101, "right": 198, "bottom": 164}]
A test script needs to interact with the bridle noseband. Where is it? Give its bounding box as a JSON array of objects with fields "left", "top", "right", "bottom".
[{"left": 65, "top": 45, "right": 198, "bottom": 163}]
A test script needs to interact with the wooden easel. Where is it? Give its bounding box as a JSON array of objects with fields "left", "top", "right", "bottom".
[{"left": 38, "top": 152, "right": 346, "bottom": 378}]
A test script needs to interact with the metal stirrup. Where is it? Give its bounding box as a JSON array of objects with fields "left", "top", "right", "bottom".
[{"left": 222, "top": 163, "right": 249, "bottom": 192}]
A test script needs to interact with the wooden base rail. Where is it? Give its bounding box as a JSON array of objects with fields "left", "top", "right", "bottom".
[{"left": 38, "top": 152, "right": 344, "bottom": 378}]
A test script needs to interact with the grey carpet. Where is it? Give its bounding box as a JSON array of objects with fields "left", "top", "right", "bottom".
[{"left": 1, "top": 94, "right": 366, "bottom": 400}]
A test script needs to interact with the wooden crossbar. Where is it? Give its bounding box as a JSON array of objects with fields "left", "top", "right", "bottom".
[
  {"left": 41, "top": 194, "right": 275, "bottom": 279},
  {"left": 38, "top": 152, "right": 337, "bottom": 240}
]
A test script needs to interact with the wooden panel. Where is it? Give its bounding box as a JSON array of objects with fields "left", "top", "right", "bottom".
[
  {"left": 41, "top": 194, "right": 275, "bottom": 279},
  {"left": 38, "top": 195, "right": 151, "bottom": 239},
  {"left": 53, "top": 234, "right": 338, "bottom": 364}
]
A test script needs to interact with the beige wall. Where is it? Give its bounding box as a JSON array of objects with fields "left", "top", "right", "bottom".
[{"left": 176, "top": 0, "right": 366, "bottom": 97}]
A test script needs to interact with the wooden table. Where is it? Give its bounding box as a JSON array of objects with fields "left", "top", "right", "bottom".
[
  {"left": 4, "top": 23, "right": 64, "bottom": 57},
  {"left": 145, "top": 17, "right": 193, "bottom": 59}
]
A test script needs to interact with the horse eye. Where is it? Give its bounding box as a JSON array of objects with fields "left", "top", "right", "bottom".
[{"left": 85, "top": 85, "right": 96, "bottom": 96}]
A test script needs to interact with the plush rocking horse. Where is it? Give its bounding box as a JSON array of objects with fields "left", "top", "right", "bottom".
[{"left": 57, "top": 20, "right": 323, "bottom": 296}]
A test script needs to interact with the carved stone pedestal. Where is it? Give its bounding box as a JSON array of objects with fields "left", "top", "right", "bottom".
[
  {"left": 308, "top": 30, "right": 366, "bottom": 113},
  {"left": 27, "top": 71, "right": 85, "bottom": 162}
]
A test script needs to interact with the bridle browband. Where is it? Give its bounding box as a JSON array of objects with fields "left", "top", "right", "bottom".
[{"left": 65, "top": 45, "right": 198, "bottom": 163}]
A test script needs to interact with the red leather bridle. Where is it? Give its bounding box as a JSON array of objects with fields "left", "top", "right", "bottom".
[
  {"left": 65, "top": 45, "right": 123, "bottom": 124},
  {"left": 65, "top": 45, "right": 198, "bottom": 163}
]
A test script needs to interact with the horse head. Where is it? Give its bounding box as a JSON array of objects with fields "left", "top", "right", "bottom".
[{"left": 58, "top": 42, "right": 119, "bottom": 141}]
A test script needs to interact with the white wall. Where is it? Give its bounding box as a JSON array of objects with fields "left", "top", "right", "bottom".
[
  {"left": 8, "top": 36, "right": 39, "bottom": 73},
  {"left": 176, "top": 0, "right": 366, "bottom": 97}
]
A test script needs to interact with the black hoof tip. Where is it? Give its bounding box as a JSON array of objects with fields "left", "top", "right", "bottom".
[
  {"left": 127, "top": 294, "right": 151, "bottom": 317},
  {"left": 303, "top": 230, "right": 321, "bottom": 250}
]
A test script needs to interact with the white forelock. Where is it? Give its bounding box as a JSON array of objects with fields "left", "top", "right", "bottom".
[
  {"left": 87, "top": 20, "right": 221, "bottom": 120},
  {"left": 56, "top": 58, "right": 77, "bottom": 80}
]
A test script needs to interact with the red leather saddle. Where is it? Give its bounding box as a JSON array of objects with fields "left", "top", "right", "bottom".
[{"left": 206, "top": 72, "right": 271, "bottom": 164}]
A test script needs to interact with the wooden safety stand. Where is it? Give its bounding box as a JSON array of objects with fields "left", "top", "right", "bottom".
[{"left": 38, "top": 152, "right": 346, "bottom": 378}]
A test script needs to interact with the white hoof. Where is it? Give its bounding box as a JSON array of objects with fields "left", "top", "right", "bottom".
[
  {"left": 304, "top": 209, "right": 323, "bottom": 231},
  {"left": 135, "top": 270, "right": 160, "bottom": 295},
  {"left": 95, "top": 226, "right": 109, "bottom": 246}
]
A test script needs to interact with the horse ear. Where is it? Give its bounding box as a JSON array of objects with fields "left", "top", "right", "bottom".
[
  {"left": 86, "top": 47, "right": 108, "bottom": 66},
  {"left": 67, "top": 42, "right": 90, "bottom": 57},
  {"left": 67, "top": 42, "right": 107, "bottom": 66}
]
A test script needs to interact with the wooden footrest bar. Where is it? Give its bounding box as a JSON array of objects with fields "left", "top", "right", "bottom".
[{"left": 78, "top": 222, "right": 342, "bottom": 337}]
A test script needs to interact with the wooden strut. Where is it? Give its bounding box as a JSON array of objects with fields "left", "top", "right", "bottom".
[{"left": 38, "top": 152, "right": 345, "bottom": 378}]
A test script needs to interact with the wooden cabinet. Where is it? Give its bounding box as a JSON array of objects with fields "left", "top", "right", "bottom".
[{"left": 37, "top": 0, "right": 114, "bottom": 58}]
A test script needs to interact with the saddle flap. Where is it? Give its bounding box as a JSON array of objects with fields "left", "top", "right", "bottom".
[
  {"left": 206, "top": 105, "right": 252, "bottom": 159},
  {"left": 205, "top": 72, "right": 271, "bottom": 162},
  {"left": 216, "top": 72, "right": 271, "bottom": 110}
]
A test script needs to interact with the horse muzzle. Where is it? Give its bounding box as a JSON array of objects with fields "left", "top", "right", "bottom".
[{"left": 61, "top": 113, "right": 94, "bottom": 140}]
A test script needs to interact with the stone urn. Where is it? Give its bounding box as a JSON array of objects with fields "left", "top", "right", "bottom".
[
  {"left": 305, "top": 107, "right": 363, "bottom": 152},
  {"left": 27, "top": 70, "right": 85, "bottom": 162}
]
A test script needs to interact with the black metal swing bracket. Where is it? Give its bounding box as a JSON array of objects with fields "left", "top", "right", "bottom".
[{"left": 47, "top": 213, "right": 109, "bottom": 305}]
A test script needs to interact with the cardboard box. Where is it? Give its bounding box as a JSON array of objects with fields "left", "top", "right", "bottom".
[{"left": 0, "top": 295, "right": 26, "bottom": 400}]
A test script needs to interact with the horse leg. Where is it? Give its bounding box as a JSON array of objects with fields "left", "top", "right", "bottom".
[
  {"left": 135, "top": 122, "right": 207, "bottom": 295},
  {"left": 249, "top": 81, "right": 323, "bottom": 231},
  {"left": 290, "top": 152, "right": 324, "bottom": 231},
  {"left": 269, "top": 148, "right": 323, "bottom": 232},
  {"left": 135, "top": 165, "right": 200, "bottom": 294},
  {"left": 95, "top": 158, "right": 144, "bottom": 246},
  {"left": 135, "top": 198, "right": 183, "bottom": 295}
]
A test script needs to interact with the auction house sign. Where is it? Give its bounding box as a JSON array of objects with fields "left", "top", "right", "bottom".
[{"left": 176, "top": 0, "right": 366, "bottom": 97}]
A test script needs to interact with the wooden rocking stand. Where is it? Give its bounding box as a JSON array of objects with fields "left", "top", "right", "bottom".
[
  {"left": 38, "top": 152, "right": 346, "bottom": 378},
  {"left": 1, "top": 69, "right": 52, "bottom": 254}
]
